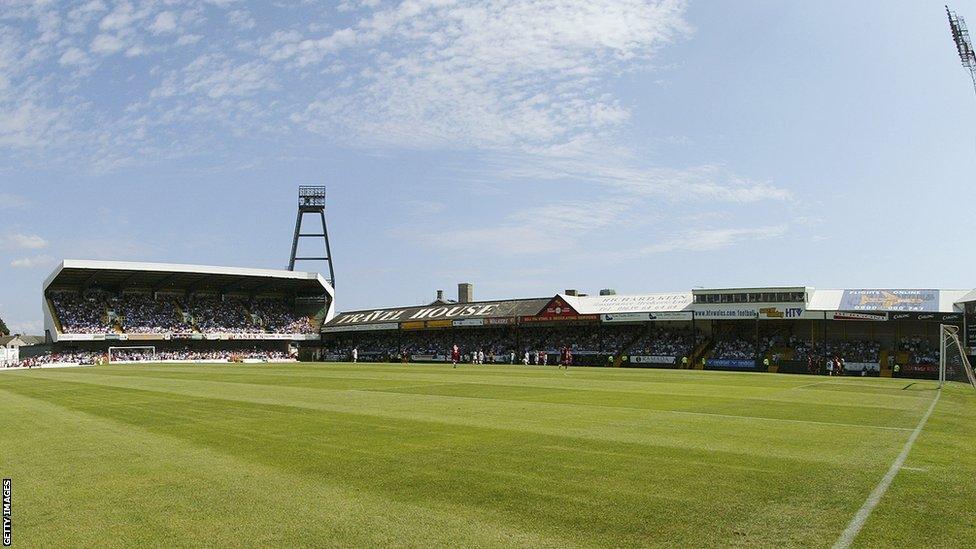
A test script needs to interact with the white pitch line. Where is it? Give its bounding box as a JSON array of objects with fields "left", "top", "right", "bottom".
[
  {"left": 790, "top": 380, "right": 830, "bottom": 390},
  {"left": 832, "top": 390, "right": 941, "bottom": 549}
]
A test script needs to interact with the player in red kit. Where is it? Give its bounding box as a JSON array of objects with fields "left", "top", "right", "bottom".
[
  {"left": 451, "top": 344, "right": 461, "bottom": 368},
  {"left": 559, "top": 347, "right": 573, "bottom": 370}
]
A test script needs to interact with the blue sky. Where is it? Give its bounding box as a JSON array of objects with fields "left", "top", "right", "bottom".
[{"left": 1, "top": 0, "right": 975, "bottom": 334}]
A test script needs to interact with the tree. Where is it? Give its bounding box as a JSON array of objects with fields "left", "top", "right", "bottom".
[{"left": 0, "top": 314, "right": 8, "bottom": 336}]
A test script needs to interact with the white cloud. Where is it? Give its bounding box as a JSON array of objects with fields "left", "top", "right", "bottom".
[
  {"left": 10, "top": 254, "right": 54, "bottom": 268},
  {"left": 98, "top": 2, "right": 143, "bottom": 32},
  {"left": 0, "top": 101, "right": 66, "bottom": 148},
  {"left": 90, "top": 33, "right": 124, "bottom": 54},
  {"left": 149, "top": 11, "right": 178, "bottom": 34},
  {"left": 0, "top": 0, "right": 790, "bottom": 230},
  {"left": 416, "top": 199, "right": 634, "bottom": 255},
  {"left": 175, "top": 34, "right": 202, "bottom": 46},
  {"left": 288, "top": 0, "right": 690, "bottom": 151},
  {"left": 3, "top": 233, "right": 48, "bottom": 250},
  {"left": 58, "top": 47, "right": 89, "bottom": 66},
  {"left": 152, "top": 54, "right": 276, "bottom": 99},
  {"left": 228, "top": 10, "right": 256, "bottom": 31},
  {"left": 279, "top": 0, "right": 794, "bottom": 222},
  {"left": 491, "top": 139, "right": 792, "bottom": 203},
  {"left": 630, "top": 225, "right": 787, "bottom": 256}
]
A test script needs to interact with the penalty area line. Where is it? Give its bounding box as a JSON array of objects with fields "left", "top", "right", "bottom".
[{"left": 832, "top": 390, "right": 941, "bottom": 549}]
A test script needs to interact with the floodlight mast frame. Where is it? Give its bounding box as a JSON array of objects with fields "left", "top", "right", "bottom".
[
  {"left": 288, "top": 186, "right": 336, "bottom": 288},
  {"left": 947, "top": 5, "right": 976, "bottom": 98}
]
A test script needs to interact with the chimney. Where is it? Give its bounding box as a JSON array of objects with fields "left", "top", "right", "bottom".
[
  {"left": 436, "top": 289, "right": 444, "bottom": 302},
  {"left": 600, "top": 289, "right": 617, "bottom": 296},
  {"left": 564, "top": 289, "right": 578, "bottom": 296},
  {"left": 458, "top": 282, "right": 473, "bottom": 303}
]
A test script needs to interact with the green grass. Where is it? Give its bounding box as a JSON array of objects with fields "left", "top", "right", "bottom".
[{"left": 0, "top": 363, "right": 973, "bottom": 547}]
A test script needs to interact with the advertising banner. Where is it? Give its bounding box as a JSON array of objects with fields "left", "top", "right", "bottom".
[
  {"left": 889, "top": 312, "right": 962, "bottom": 322},
  {"left": 649, "top": 311, "right": 694, "bottom": 321},
  {"left": 842, "top": 362, "right": 880, "bottom": 373},
  {"left": 125, "top": 334, "right": 163, "bottom": 341},
  {"left": 521, "top": 314, "right": 599, "bottom": 323},
  {"left": 426, "top": 319, "right": 453, "bottom": 328},
  {"left": 410, "top": 354, "right": 448, "bottom": 362},
  {"left": 901, "top": 363, "right": 938, "bottom": 377},
  {"left": 328, "top": 298, "right": 549, "bottom": 328},
  {"left": 56, "top": 334, "right": 107, "bottom": 341},
  {"left": 571, "top": 293, "right": 693, "bottom": 314},
  {"left": 706, "top": 358, "right": 756, "bottom": 369},
  {"left": 839, "top": 289, "right": 939, "bottom": 312},
  {"left": 602, "top": 312, "right": 655, "bottom": 323},
  {"left": 694, "top": 309, "right": 759, "bottom": 319},
  {"left": 453, "top": 318, "right": 485, "bottom": 327},
  {"left": 757, "top": 306, "right": 815, "bottom": 320},
  {"left": 602, "top": 312, "right": 692, "bottom": 323},
  {"left": 485, "top": 317, "right": 514, "bottom": 326},
  {"left": 629, "top": 355, "right": 677, "bottom": 365},
  {"left": 832, "top": 311, "right": 888, "bottom": 322},
  {"left": 323, "top": 322, "right": 399, "bottom": 333},
  {"left": 694, "top": 306, "right": 818, "bottom": 320},
  {"left": 400, "top": 321, "right": 426, "bottom": 330},
  {"left": 228, "top": 333, "right": 319, "bottom": 341}
]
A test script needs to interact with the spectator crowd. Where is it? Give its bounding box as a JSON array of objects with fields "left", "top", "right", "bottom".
[
  {"left": 10, "top": 348, "right": 294, "bottom": 368},
  {"left": 323, "top": 325, "right": 701, "bottom": 363},
  {"left": 51, "top": 291, "right": 316, "bottom": 335}
]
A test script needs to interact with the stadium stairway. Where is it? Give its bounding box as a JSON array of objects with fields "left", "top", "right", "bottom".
[
  {"left": 689, "top": 338, "right": 713, "bottom": 370},
  {"left": 612, "top": 325, "right": 652, "bottom": 367},
  {"left": 878, "top": 350, "right": 893, "bottom": 378},
  {"left": 46, "top": 296, "right": 64, "bottom": 334},
  {"left": 311, "top": 307, "right": 330, "bottom": 331}
]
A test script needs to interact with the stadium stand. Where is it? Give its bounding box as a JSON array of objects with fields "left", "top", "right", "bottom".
[
  {"left": 1, "top": 260, "right": 337, "bottom": 367},
  {"left": 47, "top": 291, "right": 317, "bottom": 336},
  {"left": 43, "top": 260, "right": 332, "bottom": 341},
  {"left": 318, "top": 286, "right": 976, "bottom": 379},
  {"left": 11, "top": 273, "right": 976, "bottom": 383}
]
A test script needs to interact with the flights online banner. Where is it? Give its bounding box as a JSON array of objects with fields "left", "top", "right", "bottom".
[{"left": 839, "top": 289, "right": 939, "bottom": 312}]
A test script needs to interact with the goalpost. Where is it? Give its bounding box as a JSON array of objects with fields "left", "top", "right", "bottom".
[
  {"left": 939, "top": 325, "right": 976, "bottom": 389},
  {"left": 107, "top": 346, "right": 157, "bottom": 364}
]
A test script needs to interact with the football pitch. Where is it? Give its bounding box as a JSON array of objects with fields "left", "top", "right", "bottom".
[{"left": 0, "top": 363, "right": 973, "bottom": 548}]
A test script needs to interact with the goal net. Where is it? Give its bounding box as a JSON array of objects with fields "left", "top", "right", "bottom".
[
  {"left": 940, "top": 325, "right": 976, "bottom": 389},
  {"left": 107, "top": 346, "right": 157, "bottom": 364}
]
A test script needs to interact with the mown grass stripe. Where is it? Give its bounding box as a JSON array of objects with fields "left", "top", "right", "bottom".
[{"left": 833, "top": 389, "right": 942, "bottom": 549}]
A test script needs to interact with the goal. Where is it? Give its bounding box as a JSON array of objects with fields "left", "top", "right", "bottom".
[
  {"left": 939, "top": 325, "right": 976, "bottom": 389},
  {"left": 107, "top": 346, "right": 157, "bottom": 364}
]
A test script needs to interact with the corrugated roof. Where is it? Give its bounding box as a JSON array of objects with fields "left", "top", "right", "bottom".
[{"left": 43, "top": 259, "right": 333, "bottom": 296}]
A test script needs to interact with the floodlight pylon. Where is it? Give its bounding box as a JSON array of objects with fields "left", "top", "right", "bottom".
[
  {"left": 947, "top": 5, "right": 976, "bottom": 98},
  {"left": 288, "top": 186, "right": 335, "bottom": 288}
]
